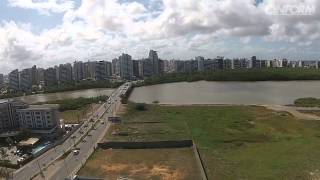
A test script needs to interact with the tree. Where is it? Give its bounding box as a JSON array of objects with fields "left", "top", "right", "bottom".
[{"left": 0, "top": 147, "right": 10, "bottom": 179}]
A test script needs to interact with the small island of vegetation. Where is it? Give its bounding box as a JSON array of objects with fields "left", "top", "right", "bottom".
[
  {"left": 294, "top": 97, "right": 320, "bottom": 107},
  {"left": 35, "top": 95, "right": 108, "bottom": 124},
  {"left": 44, "top": 80, "right": 123, "bottom": 94}
]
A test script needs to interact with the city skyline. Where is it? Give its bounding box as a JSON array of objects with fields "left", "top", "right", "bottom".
[
  {"left": 0, "top": 0, "right": 320, "bottom": 73},
  {"left": 1, "top": 50, "right": 320, "bottom": 76}
]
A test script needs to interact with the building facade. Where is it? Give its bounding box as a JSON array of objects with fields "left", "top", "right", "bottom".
[
  {"left": 0, "top": 101, "right": 28, "bottom": 133},
  {"left": 119, "top": 53, "right": 133, "bottom": 80},
  {"left": 44, "top": 67, "right": 58, "bottom": 87},
  {"left": 58, "top": 63, "right": 73, "bottom": 84},
  {"left": 73, "top": 61, "right": 84, "bottom": 81},
  {"left": 0, "top": 74, "right": 4, "bottom": 88},
  {"left": 8, "top": 69, "right": 20, "bottom": 92},
  {"left": 196, "top": 56, "right": 205, "bottom": 72},
  {"left": 112, "top": 58, "right": 120, "bottom": 77},
  {"left": 17, "top": 104, "right": 59, "bottom": 132},
  {"left": 149, "top": 50, "right": 159, "bottom": 75},
  {"left": 19, "top": 68, "right": 32, "bottom": 92}
]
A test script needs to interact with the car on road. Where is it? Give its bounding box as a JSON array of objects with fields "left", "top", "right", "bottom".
[
  {"left": 65, "top": 175, "right": 78, "bottom": 180},
  {"left": 72, "top": 149, "right": 80, "bottom": 155}
]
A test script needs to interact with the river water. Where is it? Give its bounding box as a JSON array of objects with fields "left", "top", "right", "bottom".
[
  {"left": 0, "top": 88, "right": 115, "bottom": 104},
  {"left": 129, "top": 81, "right": 320, "bottom": 105}
]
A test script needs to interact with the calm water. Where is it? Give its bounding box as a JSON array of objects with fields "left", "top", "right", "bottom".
[
  {"left": 1, "top": 88, "right": 114, "bottom": 104},
  {"left": 129, "top": 81, "right": 320, "bottom": 105}
]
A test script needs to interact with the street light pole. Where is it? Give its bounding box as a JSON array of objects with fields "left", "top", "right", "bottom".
[
  {"left": 36, "top": 159, "right": 44, "bottom": 178},
  {"left": 62, "top": 150, "right": 71, "bottom": 179}
]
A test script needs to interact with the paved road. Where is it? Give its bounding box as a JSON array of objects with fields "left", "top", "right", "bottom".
[
  {"left": 263, "top": 105, "right": 320, "bottom": 120},
  {"left": 12, "top": 82, "right": 131, "bottom": 180}
]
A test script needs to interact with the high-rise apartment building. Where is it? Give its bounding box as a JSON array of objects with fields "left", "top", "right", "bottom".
[
  {"left": 58, "top": 63, "right": 73, "bottom": 84},
  {"left": 149, "top": 50, "right": 159, "bottom": 75},
  {"left": 95, "top": 61, "right": 107, "bottom": 81},
  {"left": 19, "top": 68, "right": 33, "bottom": 92},
  {"left": 31, "top": 65, "right": 38, "bottom": 85},
  {"left": 0, "top": 74, "right": 4, "bottom": 88},
  {"left": 132, "top": 60, "right": 140, "bottom": 78},
  {"left": 119, "top": 53, "right": 133, "bottom": 80},
  {"left": 112, "top": 58, "right": 120, "bottom": 77},
  {"left": 251, "top": 56, "right": 260, "bottom": 68},
  {"left": 44, "top": 67, "right": 58, "bottom": 87},
  {"left": 36, "top": 68, "right": 45, "bottom": 83},
  {"left": 196, "top": 56, "right": 205, "bottom": 72},
  {"left": 8, "top": 69, "right": 20, "bottom": 92},
  {"left": 216, "top": 56, "right": 224, "bottom": 70},
  {"left": 172, "top": 60, "right": 185, "bottom": 73},
  {"left": 232, "top": 59, "right": 247, "bottom": 69},
  {"left": 105, "top": 61, "right": 112, "bottom": 77},
  {"left": 73, "top": 61, "right": 84, "bottom": 81},
  {"left": 184, "top": 60, "right": 198, "bottom": 73}
]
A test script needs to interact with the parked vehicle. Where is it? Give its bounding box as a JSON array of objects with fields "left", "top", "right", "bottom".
[{"left": 72, "top": 149, "right": 80, "bottom": 155}]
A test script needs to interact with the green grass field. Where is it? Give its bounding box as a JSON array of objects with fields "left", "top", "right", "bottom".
[
  {"left": 60, "top": 104, "right": 99, "bottom": 124},
  {"left": 107, "top": 104, "right": 320, "bottom": 180}
]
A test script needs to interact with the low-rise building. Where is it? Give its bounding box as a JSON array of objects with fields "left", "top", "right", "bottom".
[
  {"left": 0, "top": 101, "right": 28, "bottom": 133},
  {"left": 17, "top": 104, "right": 60, "bottom": 134}
]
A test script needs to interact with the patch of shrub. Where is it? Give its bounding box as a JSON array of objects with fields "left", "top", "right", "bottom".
[{"left": 134, "top": 103, "right": 147, "bottom": 111}]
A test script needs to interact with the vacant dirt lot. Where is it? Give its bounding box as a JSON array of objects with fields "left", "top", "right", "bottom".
[{"left": 78, "top": 148, "right": 201, "bottom": 180}]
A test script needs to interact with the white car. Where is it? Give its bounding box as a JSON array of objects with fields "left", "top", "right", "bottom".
[{"left": 73, "top": 149, "right": 80, "bottom": 155}]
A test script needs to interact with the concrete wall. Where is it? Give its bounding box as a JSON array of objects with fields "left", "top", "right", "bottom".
[
  {"left": 98, "top": 140, "right": 193, "bottom": 149},
  {"left": 192, "top": 144, "right": 208, "bottom": 180}
]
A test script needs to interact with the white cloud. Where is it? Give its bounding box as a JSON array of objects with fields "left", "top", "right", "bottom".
[
  {"left": 7, "top": 0, "right": 75, "bottom": 15},
  {"left": 1, "top": 0, "right": 320, "bottom": 73}
]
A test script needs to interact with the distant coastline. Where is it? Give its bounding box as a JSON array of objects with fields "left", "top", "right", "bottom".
[
  {"left": 136, "top": 68, "right": 320, "bottom": 87},
  {"left": 0, "top": 80, "right": 122, "bottom": 100}
]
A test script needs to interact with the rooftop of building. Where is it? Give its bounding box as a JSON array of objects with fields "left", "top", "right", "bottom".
[
  {"left": 18, "top": 137, "right": 39, "bottom": 146},
  {"left": 21, "top": 104, "right": 59, "bottom": 110},
  {"left": 0, "top": 100, "right": 27, "bottom": 105}
]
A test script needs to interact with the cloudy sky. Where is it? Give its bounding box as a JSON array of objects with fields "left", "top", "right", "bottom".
[{"left": 0, "top": 0, "right": 320, "bottom": 73}]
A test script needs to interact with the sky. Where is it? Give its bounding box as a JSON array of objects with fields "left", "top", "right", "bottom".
[{"left": 0, "top": 0, "right": 320, "bottom": 73}]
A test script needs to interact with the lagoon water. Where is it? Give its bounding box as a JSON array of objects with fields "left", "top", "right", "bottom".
[
  {"left": 1, "top": 88, "right": 115, "bottom": 104},
  {"left": 129, "top": 81, "right": 320, "bottom": 105}
]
